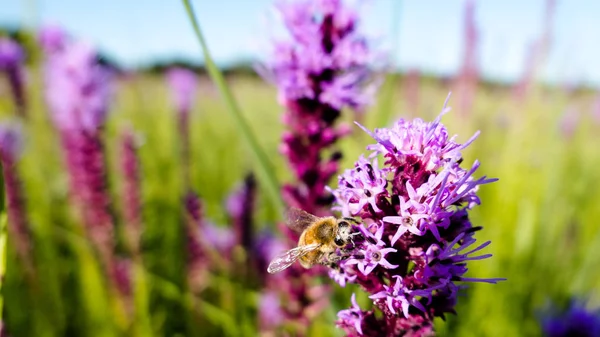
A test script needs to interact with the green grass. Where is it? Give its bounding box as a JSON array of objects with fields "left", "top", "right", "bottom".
[{"left": 1, "top": 64, "right": 599, "bottom": 336}]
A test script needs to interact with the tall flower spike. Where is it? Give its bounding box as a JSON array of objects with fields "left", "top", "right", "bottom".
[
  {"left": 41, "top": 26, "right": 115, "bottom": 263},
  {"left": 226, "top": 173, "right": 257, "bottom": 254},
  {"left": 166, "top": 67, "right": 197, "bottom": 187},
  {"left": 120, "top": 128, "right": 143, "bottom": 254},
  {"left": 0, "top": 38, "right": 27, "bottom": 118},
  {"left": 260, "top": 0, "right": 377, "bottom": 334},
  {"left": 0, "top": 122, "right": 32, "bottom": 269},
  {"left": 262, "top": 0, "right": 377, "bottom": 216},
  {"left": 330, "top": 96, "right": 504, "bottom": 336}
]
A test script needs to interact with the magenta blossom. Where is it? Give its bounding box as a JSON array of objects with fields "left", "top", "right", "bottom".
[{"left": 329, "top": 96, "right": 504, "bottom": 336}]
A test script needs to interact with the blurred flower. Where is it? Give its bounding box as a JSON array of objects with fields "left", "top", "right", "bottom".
[
  {"left": 261, "top": 0, "right": 377, "bottom": 215},
  {"left": 39, "top": 24, "right": 67, "bottom": 53},
  {"left": 259, "top": 290, "right": 286, "bottom": 332},
  {"left": 43, "top": 38, "right": 112, "bottom": 132},
  {"left": 184, "top": 191, "right": 210, "bottom": 293},
  {"left": 541, "top": 300, "right": 600, "bottom": 337},
  {"left": 0, "top": 38, "right": 27, "bottom": 117},
  {"left": 166, "top": 67, "right": 198, "bottom": 116},
  {"left": 111, "top": 258, "right": 132, "bottom": 298},
  {"left": 41, "top": 26, "right": 115, "bottom": 262},
  {"left": 227, "top": 173, "right": 256, "bottom": 253},
  {"left": 0, "top": 122, "right": 32, "bottom": 268},
  {"left": 329, "top": 96, "right": 504, "bottom": 335},
  {"left": 166, "top": 67, "right": 197, "bottom": 187},
  {"left": 120, "top": 129, "right": 143, "bottom": 253},
  {"left": 559, "top": 106, "right": 579, "bottom": 140}
]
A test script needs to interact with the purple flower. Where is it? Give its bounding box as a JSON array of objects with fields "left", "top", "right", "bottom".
[
  {"left": 259, "top": 290, "right": 286, "bottom": 331},
  {"left": 0, "top": 122, "right": 31, "bottom": 266},
  {"left": 369, "top": 276, "right": 431, "bottom": 318},
  {"left": 541, "top": 300, "right": 600, "bottom": 337},
  {"left": 262, "top": 0, "right": 377, "bottom": 216},
  {"left": 0, "top": 122, "right": 23, "bottom": 161},
  {"left": 345, "top": 224, "right": 398, "bottom": 275},
  {"left": 166, "top": 67, "right": 197, "bottom": 187},
  {"left": 226, "top": 174, "right": 256, "bottom": 252},
  {"left": 329, "top": 96, "right": 504, "bottom": 335},
  {"left": 166, "top": 67, "right": 198, "bottom": 115},
  {"left": 0, "top": 38, "right": 23, "bottom": 71},
  {"left": 39, "top": 25, "right": 67, "bottom": 53},
  {"left": 337, "top": 294, "right": 365, "bottom": 335},
  {"left": 41, "top": 27, "right": 115, "bottom": 263},
  {"left": 44, "top": 39, "right": 112, "bottom": 132},
  {"left": 0, "top": 38, "right": 27, "bottom": 117},
  {"left": 120, "top": 129, "right": 143, "bottom": 253}
]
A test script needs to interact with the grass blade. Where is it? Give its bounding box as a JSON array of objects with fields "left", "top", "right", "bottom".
[{"left": 181, "top": 0, "right": 285, "bottom": 217}]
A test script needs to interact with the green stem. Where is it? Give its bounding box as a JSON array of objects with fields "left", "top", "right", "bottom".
[{"left": 181, "top": 0, "right": 285, "bottom": 217}]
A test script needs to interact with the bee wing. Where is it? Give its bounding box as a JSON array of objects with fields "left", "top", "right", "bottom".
[
  {"left": 286, "top": 208, "right": 320, "bottom": 234},
  {"left": 267, "top": 243, "right": 320, "bottom": 273}
]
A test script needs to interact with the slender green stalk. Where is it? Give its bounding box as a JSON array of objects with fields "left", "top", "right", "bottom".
[{"left": 181, "top": 0, "right": 285, "bottom": 217}]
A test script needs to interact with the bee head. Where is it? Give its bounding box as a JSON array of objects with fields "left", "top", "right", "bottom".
[{"left": 334, "top": 220, "right": 351, "bottom": 247}]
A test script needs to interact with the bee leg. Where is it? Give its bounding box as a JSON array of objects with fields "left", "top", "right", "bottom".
[{"left": 349, "top": 232, "right": 361, "bottom": 247}]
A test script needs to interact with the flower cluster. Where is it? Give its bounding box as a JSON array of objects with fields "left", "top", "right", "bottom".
[
  {"left": 166, "top": 67, "right": 198, "bottom": 186},
  {"left": 0, "top": 38, "right": 27, "bottom": 117},
  {"left": 262, "top": 0, "right": 376, "bottom": 215},
  {"left": 40, "top": 26, "right": 115, "bottom": 261},
  {"left": 260, "top": 0, "right": 377, "bottom": 334},
  {"left": 0, "top": 123, "right": 31, "bottom": 267},
  {"left": 120, "top": 129, "right": 143, "bottom": 253},
  {"left": 330, "top": 97, "right": 504, "bottom": 336}
]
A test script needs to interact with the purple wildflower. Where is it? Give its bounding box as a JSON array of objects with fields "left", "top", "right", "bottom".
[
  {"left": 226, "top": 173, "right": 256, "bottom": 253},
  {"left": 261, "top": 0, "right": 377, "bottom": 334},
  {"left": 184, "top": 191, "right": 211, "bottom": 293},
  {"left": 166, "top": 67, "right": 198, "bottom": 115},
  {"left": 337, "top": 294, "right": 366, "bottom": 335},
  {"left": 345, "top": 224, "right": 398, "bottom": 275},
  {"left": 541, "top": 300, "right": 600, "bottom": 337},
  {"left": 329, "top": 96, "right": 504, "bottom": 335},
  {"left": 120, "top": 129, "right": 143, "bottom": 253},
  {"left": 39, "top": 25, "right": 67, "bottom": 53},
  {"left": 41, "top": 27, "right": 115, "bottom": 262},
  {"left": 262, "top": 0, "right": 376, "bottom": 215},
  {"left": 166, "top": 67, "right": 197, "bottom": 187},
  {"left": 0, "top": 122, "right": 32, "bottom": 267},
  {"left": 259, "top": 290, "right": 286, "bottom": 332},
  {"left": 0, "top": 38, "right": 27, "bottom": 118}
]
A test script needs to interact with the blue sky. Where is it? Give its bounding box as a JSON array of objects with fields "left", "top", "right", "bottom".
[{"left": 2, "top": 0, "right": 599, "bottom": 86}]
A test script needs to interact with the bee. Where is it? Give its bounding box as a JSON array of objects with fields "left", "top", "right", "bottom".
[{"left": 267, "top": 208, "right": 359, "bottom": 274}]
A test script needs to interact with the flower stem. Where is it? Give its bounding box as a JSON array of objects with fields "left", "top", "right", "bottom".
[{"left": 181, "top": 0, "right": 285, "bottom": 217}]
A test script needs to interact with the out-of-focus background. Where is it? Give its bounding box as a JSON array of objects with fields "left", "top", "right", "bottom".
[{"left": 1, "top": 0, "right": 599, "bottom": 336}]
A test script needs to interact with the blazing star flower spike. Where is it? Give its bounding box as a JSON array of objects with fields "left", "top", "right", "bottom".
[
  {"left": 329, "top": 95, "right": 504, "bottom": 336},
  {"left": 44, "top": 35, "right": 112, "bottom": 132},
  {"left": 262, "top": 0, "right": 378, "bottom": 215},
  {"left": 166, "top": 67, "right": 198, "bottom": 115},
  {"left": 0, "top": 38, "right": 27, "bottom": 117}
]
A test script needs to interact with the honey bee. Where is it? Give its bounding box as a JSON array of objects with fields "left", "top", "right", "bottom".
[{"left": 267, "top": 208, "right": 359, "bottom": 274}]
